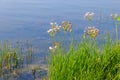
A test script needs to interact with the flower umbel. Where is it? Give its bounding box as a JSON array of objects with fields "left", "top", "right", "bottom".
[
  {"left": 111, "top": 13, "right": 119, "bottom": 21},
  {"left": 47, "top": 29, "right": 55, "bottom": 38},
  {"left": 111, "top": 13, "right": 119, "bottom": 41},
  {"left": 84, "top": 27, "right": 99, "bottom": 38},
  {"left": 61, "top": 21, "right": 72, "bottom": 33},
  {"left": 49, "top": 41, "right": 60, "bottom": 52},
  {"left": 50, "top": 22, "right": 60, "bottom": 32},
  {"left": 47, "top": 22, "right": 61, "bottom": 37},
  {"left": 84, "top": 12, "right": 94, "bottom": 21}
]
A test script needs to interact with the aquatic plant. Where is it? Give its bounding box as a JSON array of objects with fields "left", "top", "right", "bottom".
[
  {"left": 50, "top": 22, "right": 60, "bottom": 32},
  {"left": 111, "top": 13, "right": 118, "bottom": 21},
  {"left": 48, "top": 19, "right": 120, "bottom": 80},
  {"left": 48, "top": 39, "right": 120, "bottom": 80},
  {"left": 48, "top": 21, "right": 72, "bottom": 53},
  {"left": 47, "top": 29, "right": 56, "bottom": 38},
  {"left": 61, "top": 21, "right": 72, "bottom": 33},
  {"left": 84, "top": 26, "right": 99, "bottom": 39},
  {"left": 0, "top": 41, "right": 34, "bottom": 79},
  {"left": 84, "top": 12, "right": 94, "bottom": 21},
  {"left": 111, "top": 13, "right": 119, "bottom": 41},
  {"left": 47, "top": 22, "right": 61, "bottom": 38},
  {"left": 49, "top": 41, "right": 60, "bottom": 52}
]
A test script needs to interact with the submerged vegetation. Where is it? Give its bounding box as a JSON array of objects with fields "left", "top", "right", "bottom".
[
  {"left": 47, "top": 12, "right": 120, "bottom": 80},
  {"left": 0, "top": 40, "right": 47, "bottom": 80},
  {"left": 0, "top": 41, "right": 34, "bottom": 79}
]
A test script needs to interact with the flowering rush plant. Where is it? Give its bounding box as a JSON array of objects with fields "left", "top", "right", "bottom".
[
  {"left": 84, "top": 26, "right": 99, "bottom": 39},
  {"left": 84, "top": 12, "right": 94, "bottom": 21}
]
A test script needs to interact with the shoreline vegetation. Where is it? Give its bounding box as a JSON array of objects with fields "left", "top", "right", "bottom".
[
  {"left": 47, "top": 12, "right": 120, "bottom": 80},
  {"left": 0, "top": 41, "right": 47, "bottom": 80},
  {"left": 0, "top": 41, "right": 34, "bottom": 79},
  {"left": 0, "top": 12, "right": 120, "bottom": 80},
  {"left": 0, "top": 39, "right": 48, "bottom": 79}
]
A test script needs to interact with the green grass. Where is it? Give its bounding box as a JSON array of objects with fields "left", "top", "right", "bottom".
[{"left": 48, "top": 38, "right": 120, "bottom": 80}]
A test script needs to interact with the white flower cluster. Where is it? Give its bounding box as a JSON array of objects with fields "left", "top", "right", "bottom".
[
  {"left": 47, "top": 22, "right": 61, "bottom": 37},
  {"left": 84, "top": 27, "right": 99, "bottom": 38},
  {"left": 84, "top": 12, "right": 94, "bottom": 21},
  {"left": 49, "top": 41, "right": 60, "bottom": 52},
  {"left": 47, "top": 21, "right": 72, "bottom": 51},
  {"left": 110, "top": 13, "right": 119, "bottom": 21}
]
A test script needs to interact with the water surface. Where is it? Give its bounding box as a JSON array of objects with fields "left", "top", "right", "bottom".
[{"left": 0, "top": 0, "right": 120, "bottom": 39}]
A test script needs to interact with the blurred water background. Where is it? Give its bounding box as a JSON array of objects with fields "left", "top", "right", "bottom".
[{"left": 0, "top": 0, "right": 120, "bottom": 79}]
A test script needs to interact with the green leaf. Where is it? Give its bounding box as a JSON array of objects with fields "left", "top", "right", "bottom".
[{"left": 117, "top": 16, "right": 120, "bottom": 21}]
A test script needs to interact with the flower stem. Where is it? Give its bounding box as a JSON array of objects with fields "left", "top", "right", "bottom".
[
  {"left": 115, "top": 22, "right": 118, "bottom": 41},
  {"left": 89, "top": 20, "right": 92, "bottom": 26}
]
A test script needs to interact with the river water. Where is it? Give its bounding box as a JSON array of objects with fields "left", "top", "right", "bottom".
[
  {"left": 0, "top": 0, "right": 120, "bottom": 79},
  {"left": 0, "top": 0, "right": 120, "bottom": 39}
]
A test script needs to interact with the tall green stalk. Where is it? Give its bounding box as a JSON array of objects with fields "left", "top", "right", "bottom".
[{"left": 115, "top": 21, "right": 119, "bottom": 41}]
